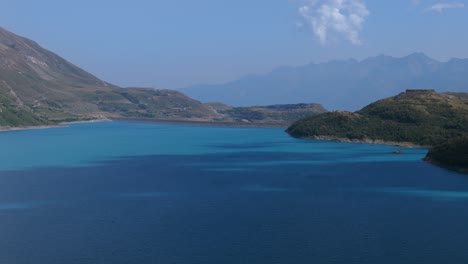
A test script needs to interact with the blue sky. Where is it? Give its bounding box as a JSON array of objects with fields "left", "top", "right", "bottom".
[{"left": 1, "top": 0, "right": 467, "bottom": 88}]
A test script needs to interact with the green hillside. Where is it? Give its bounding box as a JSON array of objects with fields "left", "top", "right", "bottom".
[{"left": 287, "top": 90, "right": 468, "bottom": 146}]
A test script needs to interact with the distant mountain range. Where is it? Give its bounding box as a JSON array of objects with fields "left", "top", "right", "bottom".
[
  {"left": 0, "top": 26, "right": 325, "bottom": 128},
  {"left": 181, "top": 53, "right": 468, "bottom": 110}
]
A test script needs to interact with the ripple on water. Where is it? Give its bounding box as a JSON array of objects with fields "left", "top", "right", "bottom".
[
  {"left": 119, "top": 192, "right": 176, "bottom": 198},
  {"left": 369, "top": 188, "right": 468, "bottom": 200},
  {"left": 241, "top": 185, "right": 295, "bottom": 192}
]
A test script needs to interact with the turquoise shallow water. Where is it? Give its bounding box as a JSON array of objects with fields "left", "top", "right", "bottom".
[
  {"left": 0, "top": 121, "right": 426, "bottom": 171},
  {"left": 0, "top": 122, "right": 467, "bottom": 264}
]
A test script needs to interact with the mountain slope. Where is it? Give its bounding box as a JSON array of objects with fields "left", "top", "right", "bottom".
[
  {"left": 0, "top": 26, "right": 325, "bottom": 128},
  {"left": 0, "top": 26, "right": 220, "bottom": 126},
  {"left": 181, "top": 53, "right": 468, "bottom": 110},
  {"left": 287, "top": 90, "right": 468, "bottom": 146}
]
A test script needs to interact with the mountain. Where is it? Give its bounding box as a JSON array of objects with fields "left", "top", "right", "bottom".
[
  {"left": 181, "top": 53, "right": 468, "bottom": 110},
  {"left": 287, "top": 90, "right": 468, "bottom": 146},
  {"left": 0, "top": 26, "right": 228, "bottom": 127},
  {"left": 0, "top": 26, "right": 324, "bottom": 128}
]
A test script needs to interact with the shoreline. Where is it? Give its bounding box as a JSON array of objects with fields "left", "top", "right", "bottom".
[
  {"left": 59, "top": 118, "right": 112, "bottom": 125},
  {"left": 0, "top": 117, "right": 287, "bottom": 133},
  {"left": 0, "top": 124, "right": 65, "bottom": 133},
  {"left": 300, "top": 135, "right": 429, "bottom": 149},
  {"left": 0, "top": 118, "right": 111, "bottom": 133},
  {"left": 111, "top": 117, "right": 288, "bottom": 128}
]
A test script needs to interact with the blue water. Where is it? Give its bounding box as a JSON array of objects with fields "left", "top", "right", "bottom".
[{"left": 0, "top": 122, "right": 467, "bottom": 264}]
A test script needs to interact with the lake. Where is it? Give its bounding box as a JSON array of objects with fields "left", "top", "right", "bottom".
[{"left": 0, "top": 122, "right": 467, "bottom": 264}]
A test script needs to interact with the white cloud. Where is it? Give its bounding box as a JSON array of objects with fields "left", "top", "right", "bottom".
[
  {"left": 298, "top": 0, "right": 370, "bottom": 46},
  {"left": 425, "top": 2, "right": 464, "bottom": 12}
]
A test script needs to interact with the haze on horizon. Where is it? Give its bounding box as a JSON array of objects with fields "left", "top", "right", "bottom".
[{"left": 2, "top": 0, "right": 467, "bottom": 89}]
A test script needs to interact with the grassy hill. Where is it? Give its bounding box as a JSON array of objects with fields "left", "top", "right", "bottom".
[{"left": 287, "top": 90, "right": 468, "bottom": 146}]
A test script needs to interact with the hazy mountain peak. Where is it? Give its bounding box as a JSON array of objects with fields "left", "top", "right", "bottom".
[
  {"left": 182, "top": 53, "right": 468, "bottom": 110},
  {"left": 361, "top": 54, "right": 395, "bottom": 64},
  {"left": 402, "top": 52, "right": 439, "bottom": 63},
  {"left": 323, "top": 58, "right": 359, "bottom": 65}
]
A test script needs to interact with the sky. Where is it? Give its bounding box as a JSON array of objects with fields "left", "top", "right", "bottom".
[{"left": 1, "top": 0, "right": 467, "bottom": 88}]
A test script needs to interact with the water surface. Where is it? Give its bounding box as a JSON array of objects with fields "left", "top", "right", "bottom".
[{"left": 0, "top": 122, "right": 466, "bottom": 264}]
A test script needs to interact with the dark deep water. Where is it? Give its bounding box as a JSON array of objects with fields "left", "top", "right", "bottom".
[{"left": 0, "top": 122, "right": 467, "bottom": 264}]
